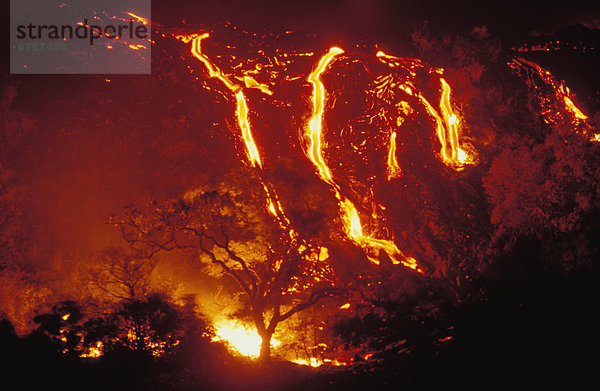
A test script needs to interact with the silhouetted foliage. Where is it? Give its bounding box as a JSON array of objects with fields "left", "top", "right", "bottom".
[
  {"left": 483, "top": 130, "right": 600, "bottom": 272},
  {"left": 32, "top": 300, "right": 84, "bottom": 356},
  {"left": 106, "top": 293, "right": 182, "bottom": 354}
]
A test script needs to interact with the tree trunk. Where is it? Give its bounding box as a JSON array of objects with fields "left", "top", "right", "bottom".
[{"left": 259, "top": 332, "right": 272, "bottom": 362}]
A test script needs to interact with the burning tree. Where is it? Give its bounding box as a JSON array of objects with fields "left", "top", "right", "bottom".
[{"left": 112, "top": 169, "right": 341, "bottom": 361}]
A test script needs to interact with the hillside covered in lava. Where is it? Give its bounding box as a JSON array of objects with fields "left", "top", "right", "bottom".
[{"left": 1, "top": 3, "right": 599, "bottom": 390}]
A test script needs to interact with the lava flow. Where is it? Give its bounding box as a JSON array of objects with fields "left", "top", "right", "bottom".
[
  {"left": 189, "top": 33, "right": 262, "bottom": 168},
  {"left": 181, "top": 33, "right": 431, "bottom": 271},
  {"left": 304, "top": 47, "right": 420, "bottom": 270},
  {"left": 386, "top": 131, "right": 402, "bottom": 180},
  {"left": 180, "top": 32, "right": 484, "bottom": 275},
  {"left": 376, "top": 51, "right": 474, "bottom": 169},
  {"left": 181, "top": 32, "right": 292, "bottom": 228},
  {"left": 171, "top": 29, "right": 591, "bottom": 360},
  {"left": 509, "top": 57, "right": 598, "bottom": 141}
]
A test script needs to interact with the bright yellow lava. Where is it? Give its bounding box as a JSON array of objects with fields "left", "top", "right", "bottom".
[
  {"left": 387, "top": 131, "right": 402, "bottom": 180},
  {"left": 304, "top": 47, "right": 421, "bottom": 272},
  {"left": 513, "top": 57, "right": 592, "bottom": 132},
  {"left": 306, "top": 47, "right": 345, "bottom": 183},
  {"left": 126, "top": 12, "right": 150, "bottom": 25},
  {"left": 400, "top": 79, "right": 473, "bottom": 169},
  {"left": 439, "top": 78, "right": 464, "bottom": 165},
  {"left": 190, "top": 33, "right": 262, "bottom": 168},
  {"left": 563, "top": 95, "right": 588, "bottom": 120},
  {"left": 235, "top": 90, "right": 262, "bottom": 167},
  {"left": 376, "top": 51, "right": 472, "bottom": 169}
]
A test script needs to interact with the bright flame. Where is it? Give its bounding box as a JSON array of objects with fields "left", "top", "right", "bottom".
[
  {"left": 212, "top": 319, "right": 280, "bottom": 358},
  {"left": 292, "top": 357, "right": 323, "bottom": 367},
  {"left": 80, "top": 341, "right": 103, "bottom": 358}
]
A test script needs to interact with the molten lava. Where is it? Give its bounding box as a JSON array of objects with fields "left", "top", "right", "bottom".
[
  {"left": 510, "top": 57, "right": 598, "bottom": 141},
  {"left": 184, "top": 32, "right": 296, "bottom": 229},
  {"left": 386, "top": 131, "right": 402, "bottom": 180},
  {"left": 183, "top": 33, "right": 428, "bottom": 271},
  {"left": 376, "top": 51, "right": 474, "bottom": 169},
  {"left": 189, "top": 33, "right": 262, "bottom": 168},
  {"left": 306, "top": 46, "right": 345, "bottom": 183},
  {"left": 174, "top": 28, "right": 597, "bottom": 362},
  {"left": 304, "top": 47, "right": 420, "bottom": 271},
  {"left": 439, "top": 78, "right": 472, "bottom": 166}
]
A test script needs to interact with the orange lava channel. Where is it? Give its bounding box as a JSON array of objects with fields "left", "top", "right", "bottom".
[
  {"left": 190, "top": 34, "right": 262, "bottom": 168},
  {"left": 305, "top": 47, "right": 420, "bottom": 272}
]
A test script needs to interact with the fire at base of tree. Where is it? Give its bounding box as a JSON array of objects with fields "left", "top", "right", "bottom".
[{"left": 1, "top": 14, "right": 599, "bottom": 391}]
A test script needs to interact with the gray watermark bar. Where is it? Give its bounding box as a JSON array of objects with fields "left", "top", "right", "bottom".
[{"left": 10, "top": 0, "right": 151, "bottom": 74}]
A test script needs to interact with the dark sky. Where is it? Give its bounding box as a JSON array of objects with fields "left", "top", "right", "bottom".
[
  {"left": 3, "top": 1, "right": 600, "bottom": 67},
  {"left": 153, "top": 0, "right": 600, "bottom": 42}
]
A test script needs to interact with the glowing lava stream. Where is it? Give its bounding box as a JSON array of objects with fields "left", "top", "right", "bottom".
[
  {"left": 305, "top": 47, "right": 420, "bottom": 271},
  {"left": 515, "top": 57, "right": 589, "bottom": 121},
  {"left": 188, "top": 33, "right": 293, "bottom": 226},
  {"left": 511, "top": 57, "right": 598, "bottom": 142},
  {"left": 190, "top": 33, "right": 262, "bottom": 168},
  {"left": 376, "top": 51, "right": 472, "bottom": 169},
  {"left": 400, "top": 80, "right": 471, "bottom": 169},
  {"left": 307, "top": 47, "right": 344, "bottom": 183},
  {"left": 387, "top": 131, "right": 402, "bottom": 180},
  {"left": 439, "top": 78, "right": 470, "bottom": 166}
]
